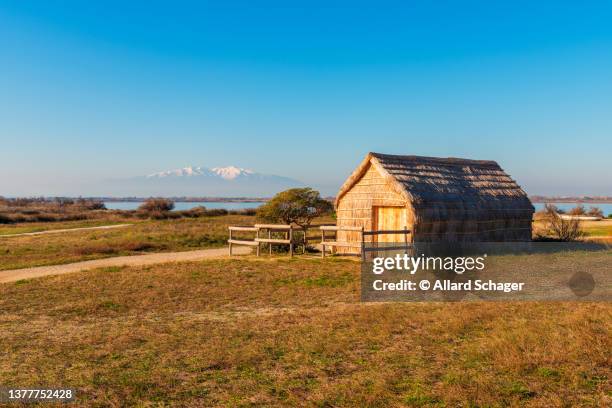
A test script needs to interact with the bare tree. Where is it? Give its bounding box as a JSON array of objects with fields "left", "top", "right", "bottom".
[{"left": 541, "top": 204, "right": 585, "bottom": 241}]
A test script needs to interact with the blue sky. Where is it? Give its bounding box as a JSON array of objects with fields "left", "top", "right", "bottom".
[{"left": 1, "top": 1, "right": 611, "bottom": 196}]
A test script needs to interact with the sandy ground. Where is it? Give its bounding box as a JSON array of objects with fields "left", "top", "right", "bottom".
[
  {"left": 0, "top": 223, "right": 132, "bottom": 238},
  {"left": 0, "top": 246, "right": 252, "bottom": 283}
]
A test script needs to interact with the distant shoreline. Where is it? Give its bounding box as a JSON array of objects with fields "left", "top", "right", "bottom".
[
  {"left": 4, "top": 196, "right": 611, "bottom": 204},
  {"left": 529, "top": 197, "right": 612, "bottom": 204},
  {"left": 100, "top": 197, "right": 269, "bottom": 203},
  {"left": 3, "top": 197, "right": 270, "bottom": 203}
]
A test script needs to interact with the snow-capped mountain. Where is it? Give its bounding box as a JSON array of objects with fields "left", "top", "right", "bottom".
[
  {"left": 147, "top": 166, "right": 209, "bottom": 178},
  {"left": 95, "top": 165, "right": 304, "bottom": 197},
  {"left": 146, "top": 166, "right": 255, "bottom": 180},
  {"left": 211, "top": 166, "right": 254, "bottom": 180}
]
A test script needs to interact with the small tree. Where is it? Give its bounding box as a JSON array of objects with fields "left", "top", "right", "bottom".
[{"left": 257, "top": 188, "right": 333, "bottom": 246}]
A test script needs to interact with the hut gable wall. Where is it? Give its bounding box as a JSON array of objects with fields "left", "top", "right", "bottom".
[{"left": 336, "top": 163, "right": 407, "bottom": 250}]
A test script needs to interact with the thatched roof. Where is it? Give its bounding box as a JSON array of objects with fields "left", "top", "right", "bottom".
[{"left": 336, "top": 152, "right": 534, "bottom": 216}]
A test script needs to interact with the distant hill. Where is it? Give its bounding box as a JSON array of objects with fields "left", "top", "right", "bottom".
[{"left": 96, "top": 166, "right": 305, "bottom": 197}]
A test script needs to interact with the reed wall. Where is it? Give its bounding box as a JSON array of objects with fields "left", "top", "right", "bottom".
[{"left": 336, "top": 163, "right": 407, "bottom": 253}]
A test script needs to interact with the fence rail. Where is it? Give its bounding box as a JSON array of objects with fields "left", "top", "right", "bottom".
[
  {"left": 228, "top": 224, "right": 296, "bottom": 256},
  {"left": 319, "top": 225, "right": 363, "bottom": 232},
  {"left": 320, "top": 226, "right": 364, "bottom": 257},
  {"left": 361, "top": 227, "right": 412, "bottom": 261},
  {"left": 229, "top": 224, "right": 412, "bottom": 259}
]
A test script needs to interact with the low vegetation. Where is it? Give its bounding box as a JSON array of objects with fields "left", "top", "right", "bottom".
[
  {"left": 138, "top": 198, "right": 175, "bottom": 213},
  {"left": 535, "top": 204, "right": 585, "bottom": 241},
  {"left": 535, "top": 204, "right": 606, "bottom": 219},
  {"left": 0, "top": 258, "right": 609, "bottom": 406},
  {"left": 0, "top": 197, "right": 107, "bottom": 224},
  {"left": 0, "top": 197, "right": 257, "bottom": 225},
  {"left": 566, "top": 205, "right": 605, "bottom": 218},
  {"left": 0, "top": 215, "right": 254, "bottom": 270}
]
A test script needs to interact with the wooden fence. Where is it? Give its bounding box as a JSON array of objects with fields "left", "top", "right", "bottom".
[
  {"left": 319, "top": 225, "right": 411, "bottom": 259},
  {"left": 319, "top": 225, "right": 363, "bottom": 257},
  {"left": 229, "top": 224, "right": 411, "bottom": 259},
  {"left": 228, "top": 224, "right": 299, "bottom": 256},
  {"left": 361, "top": 228, "right": 412, "bottom": 261},
  {"left": 228, "top": 226, "right": 260, "bottom": 255}
]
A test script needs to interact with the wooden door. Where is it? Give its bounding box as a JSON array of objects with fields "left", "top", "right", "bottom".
[{"left": 373, "top": 206, "right": 407, "bottom": 243}]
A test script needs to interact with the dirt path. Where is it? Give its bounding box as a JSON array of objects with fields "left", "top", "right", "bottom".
[
  {"left": 0, "top": 223, "right": 133, "bottom": 238},
  {"left": 0, "top": 246, "right": 252, "bottom": 283}
]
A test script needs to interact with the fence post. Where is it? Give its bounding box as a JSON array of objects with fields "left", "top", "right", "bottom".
[
  {"left": 361, "top": 226, "right": 365, "bottom": 261},
  {"left": 229, "top": 228, "right": 233, "bottom": 256},
  {"left": 268, "top": 229, "right": 272, "bottom": 255},
  {"left": 289, "top": 226, "right": 294, "bottom": 257},
  {"left": 321, "top": 228, "right": 325, "bottom": 258},
  {"left": 256, "top": 227, "right": 260, "bottom": 257}
]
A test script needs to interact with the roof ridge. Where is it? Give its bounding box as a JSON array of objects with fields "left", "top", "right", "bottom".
[{"left": 369, "top": 152, "right": 499, "bottom": 167}]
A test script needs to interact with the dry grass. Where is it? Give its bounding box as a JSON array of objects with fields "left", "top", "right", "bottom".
[
  {"left": 533, "top": 219, "right": 612, "bottom": 239},
  {"left": 0, "top": 257, "right": 610, "bottom": 406},
  {"left": 0, "top": 218, "right": 129, "bottom": 235},
  {"left": 0, "top": 214, "right": 335, "bottom": 271},
  {"left": 0, "top": 215, "right": 254, "bottom": 270}
]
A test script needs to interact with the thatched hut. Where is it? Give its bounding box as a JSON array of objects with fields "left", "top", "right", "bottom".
[{"left": 335, "top": 153, "right": 534, "bottom": 250}]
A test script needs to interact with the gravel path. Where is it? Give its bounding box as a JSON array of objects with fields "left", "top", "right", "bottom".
[
  {"left": 0, "top": 224, "right": 133, "bottom": 238},
  {"left": 0, "top": 246, "right": 251, "bottom": 283}
]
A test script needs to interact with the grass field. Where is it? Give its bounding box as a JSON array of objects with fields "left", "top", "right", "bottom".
[
  {"left": 531, "top": 219, "right": 612, "bottom": 239},
  {"left": 0, "top": 215, "right": 254, "bottom": 270},
  {"left": 0, "top": 257, "right": 610, "bottom": 406},
  {"left": 1, "top": 214, "right": 609, "bottom": 271},
  {"left": 0, "top": 218, "right": 131, "bottom": 236},
  {"left": 0, "top": 214, "right": 337, "bottom": 271},
  {"left": 579, "top": 220, "right": 612, "bottom": 237}
]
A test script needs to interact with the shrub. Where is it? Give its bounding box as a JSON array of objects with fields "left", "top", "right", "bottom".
[
  {"left": 228, "top": 208, "right": 257, "bottom": 216},
  {"left": 0, "top": 214, "right": 12, "bottom": 224},
  {"left": 586, "top": 206, "right": 604, "bottom": 218},
  {"left": 54, "top": 198, "right": 74, "bottom": 207},
  {"left": 148, "top": 211, "right": 169, "bottom": 220},
  {"left": 568, "top": 205, "right": 586, "bottom": 216},
  {"left": 539, "top": 205, "right": 585, "bottom": 241},
  {"left": 75, "top": 199, "right": 106, "bottom": 210},
  {"left": 536, "top": 203, "right": 565, "bottom": 216},
  {"left": 205, "top": 208, "right": 228, "bottom": 216},
  {"left": 179, "top": 206, "right": 207, "bottom": 218},
  {"left": 33, "top": 214, "right": 59, "bottom": 222},
  {"left": 138, "top": 198, "right": 175, "bottom": 213}
]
